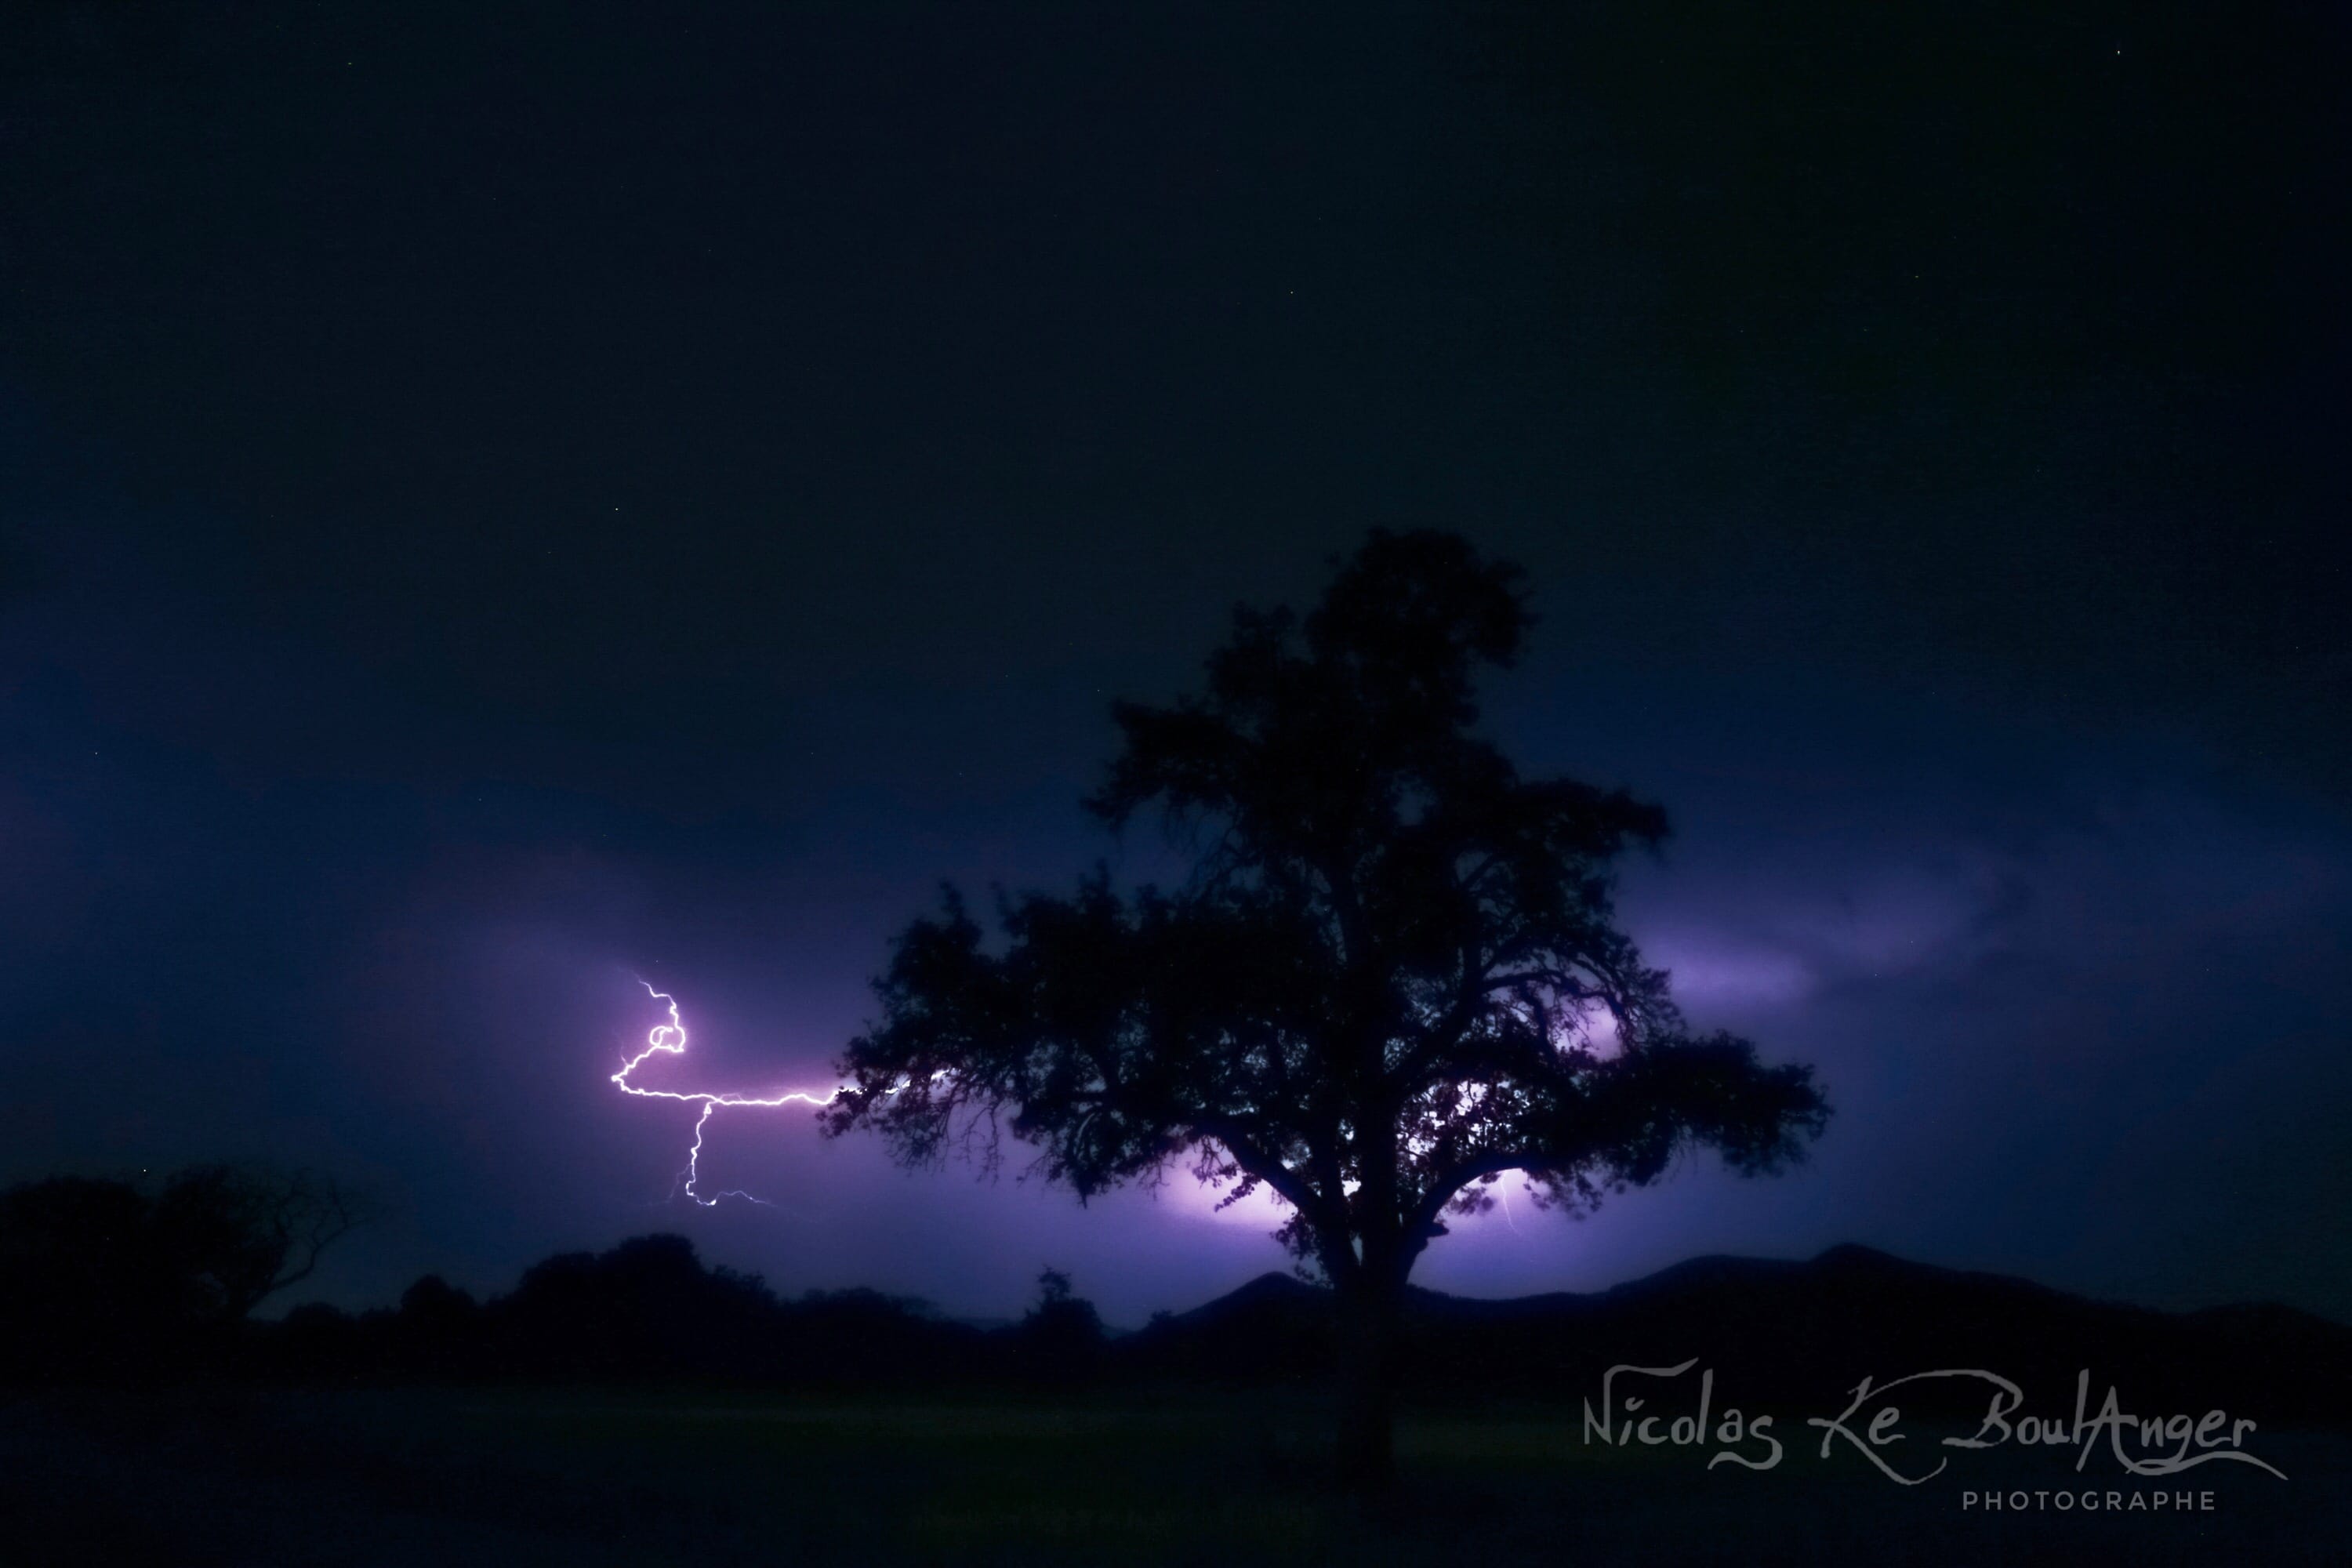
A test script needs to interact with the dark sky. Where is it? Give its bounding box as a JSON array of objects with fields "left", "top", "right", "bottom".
[{"left": 2, "top": 1, "right": 2347, "bottom": 1326}]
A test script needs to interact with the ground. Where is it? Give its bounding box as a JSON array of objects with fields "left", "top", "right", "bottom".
[{"left": 1, "top": 1387, "right": 2342, "bottom": 1566}]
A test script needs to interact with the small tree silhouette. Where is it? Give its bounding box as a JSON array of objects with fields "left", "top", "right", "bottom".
[
  {"left": 0, "top": 1164, "right": 368, "bottom": 1384},
  {"left": 150, "top": 1164, "right": 368, "bottom": 1321},
  {"left": 826, "top": 530, "right": 1828, "bottom": 1490}
]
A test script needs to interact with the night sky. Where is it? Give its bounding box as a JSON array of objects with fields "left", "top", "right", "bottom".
[{"left": 2, "top": 2, "right": 2346, "bottom": 1327}]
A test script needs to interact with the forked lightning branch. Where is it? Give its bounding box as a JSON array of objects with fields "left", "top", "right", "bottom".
[{"left": 612, "top": 982, "right": 942, "bottom": 1205}]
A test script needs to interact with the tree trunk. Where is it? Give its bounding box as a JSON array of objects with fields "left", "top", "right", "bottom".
[{"left": 1334, "top": 1278, "right": 1402, "bottom": 1496}]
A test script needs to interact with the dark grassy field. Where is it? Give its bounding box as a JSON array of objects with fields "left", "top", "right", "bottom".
[{"left": 2, "top": 1386, "right": 2343, "bottom": 1567}]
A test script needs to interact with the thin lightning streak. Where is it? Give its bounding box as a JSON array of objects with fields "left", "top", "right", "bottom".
[
  {"left": 612, "top": 982, "right": 846, "bottom": 1207},
  {"left": 612, "top": 982, "right": 943, "bottom": 1207}
]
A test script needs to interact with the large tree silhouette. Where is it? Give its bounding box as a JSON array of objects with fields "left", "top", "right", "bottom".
[{"left": 825, "top": 530, "right": 1828, "bottom": 1488}]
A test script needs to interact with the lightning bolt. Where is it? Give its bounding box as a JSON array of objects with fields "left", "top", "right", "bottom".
[
  {"left": 612, "top": 981, "right": 946, "bottom": 1207},
  {"left": 611, "top": 982, "right": 848, "bottom": 1207}
]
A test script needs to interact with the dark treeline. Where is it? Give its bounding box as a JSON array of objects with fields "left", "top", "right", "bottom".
[
  {"left": 9, "top": 1167, "right": 2349, "bottom": 1426},
  {"left": 271, "top": 1236, "right": 996, "bottom": 1386},
  {"left": 0, "top": 1167, "right": 1108, "bottom": 1390},
  {"left": 263, "top": 1236, "right": 1107, "bottom": 1388}
]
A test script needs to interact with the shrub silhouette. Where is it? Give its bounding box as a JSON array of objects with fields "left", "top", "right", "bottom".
[{"left": 1011, "top": 1268, "right": 1106, "bottom": 1386}]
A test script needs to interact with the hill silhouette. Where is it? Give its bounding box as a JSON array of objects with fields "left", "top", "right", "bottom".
[{"left": 1125, "top": 1244, "right": 2352, "bottom": 1424}]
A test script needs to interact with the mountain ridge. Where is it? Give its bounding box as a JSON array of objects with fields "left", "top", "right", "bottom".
[
  {"left": 1123, "top": 1243, "right": 2352, "bottom": 1421},
  {"left": 1160, "top": 1243, "right": 2350, "bottom": 1330}
]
